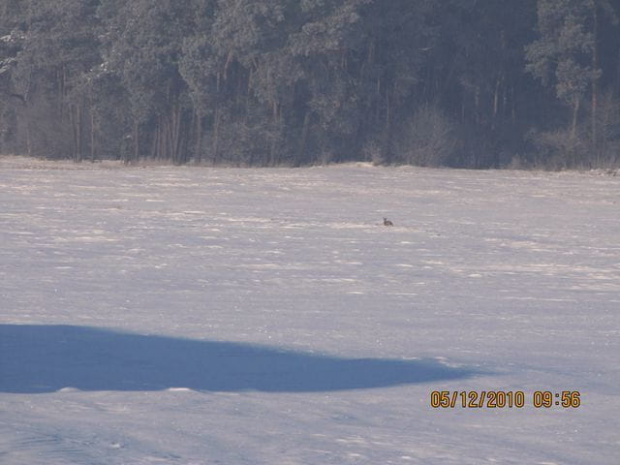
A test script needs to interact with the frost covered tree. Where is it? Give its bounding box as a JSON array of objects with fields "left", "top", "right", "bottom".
[{"left": 526, "top": 0, "right": 620, "bottom": 166}]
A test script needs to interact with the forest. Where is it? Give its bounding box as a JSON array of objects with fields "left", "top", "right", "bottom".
[{"left": 1, "top": 0, "right": 619, "bottom": 169}]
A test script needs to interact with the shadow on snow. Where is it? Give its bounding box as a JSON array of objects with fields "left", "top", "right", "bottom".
[{"left": 1, "top": 324, "right": 483, "bottom": 394}]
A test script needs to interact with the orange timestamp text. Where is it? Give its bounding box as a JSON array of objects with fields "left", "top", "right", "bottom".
[{"left": 430, "top": 390, "right": 581, "bottom": 409}]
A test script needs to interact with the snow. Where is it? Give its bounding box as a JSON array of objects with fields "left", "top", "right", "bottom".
[{"left": 0, "top": 157, "right": 618, "bottom": 464}]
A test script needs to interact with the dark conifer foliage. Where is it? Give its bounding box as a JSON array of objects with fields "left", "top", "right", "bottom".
[{"left": 1, "top": 0, "right": 619, "bottom": 168}]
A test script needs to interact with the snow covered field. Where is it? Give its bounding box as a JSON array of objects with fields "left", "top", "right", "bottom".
[{"left": 0, "top": 157, "right": 618, "bottom": 464}]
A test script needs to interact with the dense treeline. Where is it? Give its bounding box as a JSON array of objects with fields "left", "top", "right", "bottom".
[{"left": 1, "top": 0, "right": 619, "bottom": 168}]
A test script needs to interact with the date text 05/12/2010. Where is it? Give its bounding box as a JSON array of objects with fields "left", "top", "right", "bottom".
[{"left": 430, "top": 391, "right": 581, "bottom": 409}]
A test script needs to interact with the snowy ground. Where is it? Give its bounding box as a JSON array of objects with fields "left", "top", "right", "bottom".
[{"left": 0, "top": 157, "right": 618, "bottom": 464}]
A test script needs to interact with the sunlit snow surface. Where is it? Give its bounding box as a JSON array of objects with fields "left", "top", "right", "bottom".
[{"left": 0, "top": 157, "right": 618, "bottom": 464}]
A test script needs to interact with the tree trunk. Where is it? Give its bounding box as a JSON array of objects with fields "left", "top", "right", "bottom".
[
  {"left": 151, "top": 121, "right": 159, "bottom": 159},
  {"left": 591, "top": 4, "right": 599, "bottom": 165},
  {"left": 69, "top": 103, "right": 81, "bottom": 161},
  {"left": 493, "top": 74, "right": 502, "bottom": 130},
  {"left": 76, "top": 104, "right": 82, "bottom": 162},
  {"left": 195, "top": 112, "right": 203, "bottom": 164},
  {"left": 132, "top": 120, "right": 139, "bottom": 164},
  {"left": 89, "top": 87, "right": 96, "bottom": 162},
  {"left": 571, "top": 96, "right": 580, "bottom": 141},
  {"left": 213, "top": 106, "right": 220, "bottom": 164},
  {"left": 171, "top": 102, "right": 182, "bottom": 163},
  {"left": 297, "top": 112, "right": 311, "bottom": 165},
  {"left": 570, "top": 96, "right": 581, "bottom": 166}
]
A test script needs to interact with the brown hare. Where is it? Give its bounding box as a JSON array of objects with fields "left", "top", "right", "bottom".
[{"left": 383, "top": 217, "right": 394, "bottom": 226}]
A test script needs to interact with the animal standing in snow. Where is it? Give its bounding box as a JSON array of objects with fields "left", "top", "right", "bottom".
[{"left": 383, "top": 217, "right": 394, "bottom": 226}]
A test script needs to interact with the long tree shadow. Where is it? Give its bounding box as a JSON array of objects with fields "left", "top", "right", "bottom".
[{"left": 0, "top": 325, "right": 484, "bottom": 394}]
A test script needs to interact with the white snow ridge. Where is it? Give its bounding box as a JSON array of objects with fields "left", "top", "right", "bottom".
[{"left": 0, "top": 160, "right": 618, "bottom": 464}]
